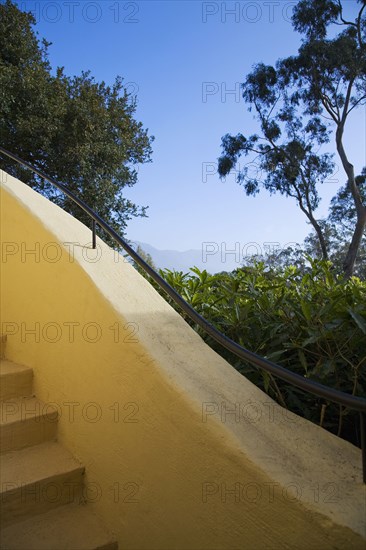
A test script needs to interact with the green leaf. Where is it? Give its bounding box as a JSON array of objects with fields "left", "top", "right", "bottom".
[
  {"left": 348, "top": 309, "right": 366, "bottom": 334},
  {"left": 300, "top": 300, "right": 312, "bottom": 321},
  {"left": 266, "top": 349, "right": 286, "bottom": 361},
  {"left": 302, "top": 334, "right": 320, "bottom": 347},
  {"left": 297, "top": 349, "right": 308, "bottom": 374},
  {"left": 261, "top": 371, "right": 271, "bottom": 393}
]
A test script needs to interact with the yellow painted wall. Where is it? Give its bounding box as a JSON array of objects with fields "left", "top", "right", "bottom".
[{"left": 1, "top": 171, "right": 365, "bottom": 549}]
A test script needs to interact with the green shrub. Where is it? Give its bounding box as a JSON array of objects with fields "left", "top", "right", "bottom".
[{"left": 160, "top": 260, "right": 366, "bottom": 445}]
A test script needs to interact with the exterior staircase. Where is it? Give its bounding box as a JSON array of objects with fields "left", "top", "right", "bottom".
[{"left": 0, "top": 337, "right": 118, "bottom": 550}]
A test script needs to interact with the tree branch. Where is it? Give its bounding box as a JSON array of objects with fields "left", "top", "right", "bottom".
[
  {"left": 336, "top": 0, "right": 358, "bottom": 28},
  {"left": 346, "top": 94, "right": 366, "bottom": 117},
  {"left": 356, "top": 3, "right": 366, "bottom": 48},
  {"left": 341, "top": 78, "right": 355, "bottom": 126},
  {"left": 320, "top": 92, "right": 339, "bottom": 123}
]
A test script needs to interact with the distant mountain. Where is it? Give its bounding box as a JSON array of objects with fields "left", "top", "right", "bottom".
[{"left": 129, "top": 241, "right": 240, "bottom": 273}]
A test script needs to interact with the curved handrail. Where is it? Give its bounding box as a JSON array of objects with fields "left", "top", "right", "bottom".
[
  {"left": 0, "top": 146, "right": 365, "bottom": 481},
  {"left": 0, "top": 146, "right": 365, "bottom": 411}
]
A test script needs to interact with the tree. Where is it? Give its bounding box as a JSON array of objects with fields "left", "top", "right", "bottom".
[
  {"left": 218, "top": 0, "right": 366, "bottom": 277},
  {"left": 284, "top": 0, "right": 366, "bottom": 278},
  {"left": 218, "top": 63, "right": 334, "bottom": 260},
  {"left": 133, "top": 245, "right": 157, "bottom": 274},
  {"left": 329, "top": 168, "right": 366, "bottom": 237},
  {"left": 305, "top": 168, "right": 366, "bottom": 278},
  {"left": 244, "top": 170, "right": 366, "bottom": 279},
  {"left": 0, "top": 0, "right": 154, "bottom": 240}
]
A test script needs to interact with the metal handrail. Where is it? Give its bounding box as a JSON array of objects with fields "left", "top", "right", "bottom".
[{"left": 1, "top": 146, "right": 365, "bottom": 483}]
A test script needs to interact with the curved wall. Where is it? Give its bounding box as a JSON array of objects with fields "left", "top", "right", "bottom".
[{"left": 1, "top": 170, "right": 365, "bottom": 548}]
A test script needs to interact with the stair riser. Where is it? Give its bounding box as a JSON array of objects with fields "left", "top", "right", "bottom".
[
  {"left": 0, "top": 371, "right": 33, "bottom": 401},
  {"left": 0, "top": 407, "right": 58, "bottom": 453},
  {"left": 0, "top": 470, "right": 84, "bottom": 527}
]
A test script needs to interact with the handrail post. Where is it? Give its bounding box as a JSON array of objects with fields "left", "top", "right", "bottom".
[
  {"left": 92, "top": 219, "right": 96, "bottom": 249},
  {"left": 360, "top": 412, "right": 366, "bottom": 484}
]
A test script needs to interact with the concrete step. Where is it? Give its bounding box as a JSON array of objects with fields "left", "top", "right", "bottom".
[
  {"left": 0, "top": 334, "right": 7, "bottom": 359},
  {"left": 0, "top": 396, "right": 58, "bottom": 453},
  {"left": 0, "top": 442, "right": 85, "bottom": 527},
  {"left": 0, "top": 503, "right": 118, "bottom": 550},
  {"left": 0, "top": 360, "right": 33, "bottom": 401}
]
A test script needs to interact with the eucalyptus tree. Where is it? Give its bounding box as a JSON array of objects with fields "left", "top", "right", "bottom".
[
  {"left": 218, "top": 62, "right": 334, "bottom": 260},
  {"left": 219, "top": 0, "right": 366, "bottom": 276}
]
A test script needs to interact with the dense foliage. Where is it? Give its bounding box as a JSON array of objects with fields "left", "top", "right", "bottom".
[
  {"left": 159, "top": 261, "right": 366, "bottom": 445},
  {"left": 0, "top": 0, "right": 153, "bottom": 239},
  {"left": 218, "top": 0, "right": 366, "bottom": 277}
]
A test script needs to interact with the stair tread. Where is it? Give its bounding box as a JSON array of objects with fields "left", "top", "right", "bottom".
[
  {"left": 0, "top": 360, "right": 33, "bottom": 401},
  {"left": 0, "top": 396, "right": 57, "bottom": 425},
  {"left": 0, "top": 442, "right": 84, "bottom": 489},
  {"left": 0, "top": 359, "right": 33, "bottom": 377},
  {"left": 0, "top": 503, "right": 118, "bottom": 550}
]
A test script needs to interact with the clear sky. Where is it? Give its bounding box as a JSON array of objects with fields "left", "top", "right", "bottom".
[{"left": 16, "top": 0, "right": 366, "bottom": 255}]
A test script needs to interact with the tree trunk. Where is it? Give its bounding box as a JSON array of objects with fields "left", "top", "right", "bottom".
[
  {"left": 336, "top": 125, "right": 366, "bottom": 277},
  {"left": 309, "top": 214, "right": 329, "bottom": 261},
  {"left": 297, "top": 200, "right": 329, "bottom": 260},
  {"left": 343, "top": 210, "right": 366, "bottom": 278}
]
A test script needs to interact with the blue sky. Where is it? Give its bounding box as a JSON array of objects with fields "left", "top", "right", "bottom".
[{"left": 16, "top": 0, "right": 366, "bottom": 254}]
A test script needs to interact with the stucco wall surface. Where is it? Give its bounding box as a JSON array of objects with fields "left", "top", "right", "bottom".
[{"left": 1, "top": 170, "right": 365, "bottom": 549}]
